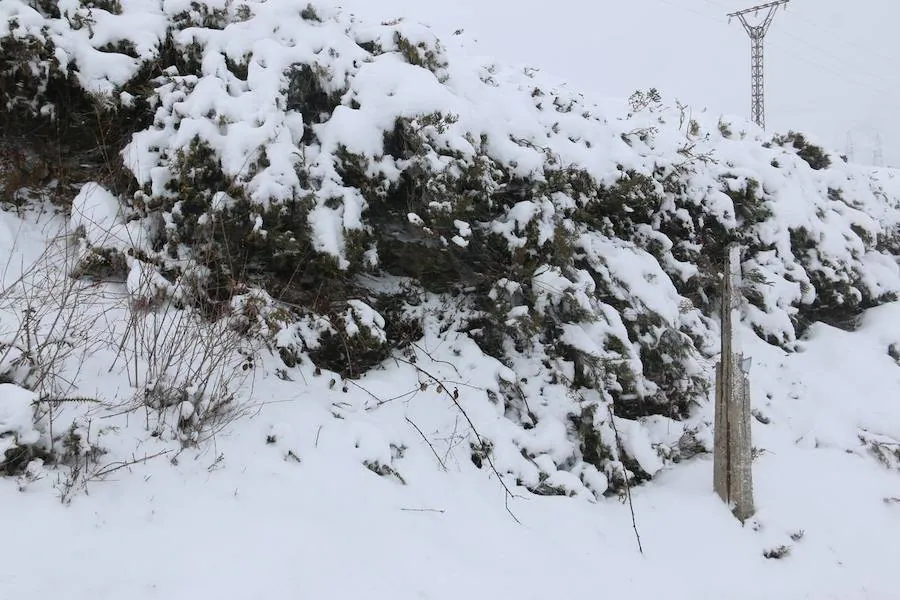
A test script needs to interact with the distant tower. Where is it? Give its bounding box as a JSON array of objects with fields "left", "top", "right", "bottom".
[
  {"left": 874, "top": 133, "right": 884, "bottom": 167},
  {"left": 728, "top": 1, "right": 790, "bottom": 129},
  {"left": 845, "top": 132, "right": 855, "bottom": 162}
]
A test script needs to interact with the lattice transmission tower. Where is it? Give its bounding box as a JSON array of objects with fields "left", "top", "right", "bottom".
[
  {"left": 728, "top": 0, "right": 790, "bottom": 129},
  {"left": 874, "top": 133, "right": 885, "bottom": 167}
]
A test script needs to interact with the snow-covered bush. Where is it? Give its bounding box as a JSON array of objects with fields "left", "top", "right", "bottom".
[
  {"left": 771, "top": 131, "right": 832, "bottom": 171},
  {"left": 4, "top": 0, "right": 900, "bottom": 492},
  {"left": 0, "top": 383, "right": 47, "bottom": 475}
]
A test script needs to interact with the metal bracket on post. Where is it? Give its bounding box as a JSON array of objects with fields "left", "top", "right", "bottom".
[{"left": 713, "top": 244, "right": 755, "bottom": 522}]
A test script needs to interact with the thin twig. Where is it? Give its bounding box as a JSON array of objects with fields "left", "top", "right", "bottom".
[
  {"left": 405, "top": 416, "right": 447, "bottom": 471},
  {"left": 442, "top": 414, "right": 462, "bottom": 467},
  {"left": 394, "top": 355, "right": 521, "bottom": 523},
  {"left": 607, "top": 404, "right": 644, "bottom": 555},
  {"left": 411, "top": 341, "right": 461, "bottom": 377},
  {"left": 345, "top": 378, "right": 419, "bottom": 409},
  {"left": 513, "top": 382, "right": 537, "bottom": 426},
  {"left": 427, "top": 378, "right": 486, "bottom": 392},
  {"left": 89, "top": 449, "right": 172, "bottom": 479}
]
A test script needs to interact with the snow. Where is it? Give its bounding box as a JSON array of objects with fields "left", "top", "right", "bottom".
[
  {"left": 70, "top": 183, "right": 151, "bottom": 252},
  {"left": 70, "top": 183, "right": 124, "bottom": 245},
  {"left": 2, "top": 1, "right": 900, "bottom": 599},
  {"left": 616, "top": 417, "right": 665, "bottom": 477},
  {"left": 0, "top": 384, "right": 40, "bottom": 448},
  {"left": 1, "top": 209, "right": 900, "bottom": 599},
  {"left": 126, "top": 257, "right": 172, "bottom": 304},
  {"left": 3, "top": 310, "right": 900, "bottom": 599},
  {"left": 344, "top": 299, "right": 387, "bottom": 343}
]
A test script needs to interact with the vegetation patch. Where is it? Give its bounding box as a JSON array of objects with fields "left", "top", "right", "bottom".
[{"left": 773, "top": 131, "right": 831, "bottom": 170}]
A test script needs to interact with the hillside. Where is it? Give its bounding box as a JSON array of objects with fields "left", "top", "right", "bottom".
[{"left": 1, "top": 2, "right": 900, "bottom": 598}]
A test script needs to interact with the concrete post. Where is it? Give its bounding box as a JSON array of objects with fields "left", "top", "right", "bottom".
[{"left": 713, "top": 244, "right": 755, "bottom": 522}]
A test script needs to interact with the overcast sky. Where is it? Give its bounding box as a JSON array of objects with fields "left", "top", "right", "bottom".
[{"left": 334, "top": 0, "right": 900, "bottom": 167}]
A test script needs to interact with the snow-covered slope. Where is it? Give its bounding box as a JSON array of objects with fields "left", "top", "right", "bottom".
[
  {"left": 2, "top": 214, "right": 900, "bottom": 599},
  {"left": 1, "top": 2, "right": 900, "bottom": 598}
]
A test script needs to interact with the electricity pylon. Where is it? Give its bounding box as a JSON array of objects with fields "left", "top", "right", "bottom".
[
  {"left": 728, "top": 0, "right": 790, "bottom": 129},
  {"left": 874, "top": 133, "right": 885, "bottom": 167},
  {"left": 845, "top": 132, "right": 855, "bottom": 162}
]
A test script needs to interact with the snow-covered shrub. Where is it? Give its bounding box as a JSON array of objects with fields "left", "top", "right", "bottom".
[
  {"left": 0, "top": 9, "right": 60, "bottom": 118},
  {"left": 392, "top": 27, "right": 449, "bottom": 81},
  {"left": 5, "top": 0, "right": 900, "bottom": 492},
  {"left": 70, "top": 246, "right": 129, "bottom": 281},
  {"left": 0, "top": 2, "right": 159, "bottom": 205},
  {"left": 0, "top": 383, "right": 48, "bottom": 475},
  {"left": 0, "top": 383, "right": 105, "bottom": 480},
  {"left": 772, "top": 131, "right": 832, "bottom": 171},
  {"left": 860, "top": 429, "right": 900, "bottom": 470},
  {"left": 307, "top": 299, "right": 390, "bottom": 378}
]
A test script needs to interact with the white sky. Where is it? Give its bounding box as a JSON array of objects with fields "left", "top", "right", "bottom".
[{"left": 334, "top": 0, "right": 900, "bottom": 167}]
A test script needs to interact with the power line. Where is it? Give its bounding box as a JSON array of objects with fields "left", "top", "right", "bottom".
[
  {"left": 650, "top": 0, "right": 900, "bottom": 82},
  {"left": 644, "top": 0, "right": 724, "bottom": 25},
  {"left": 764, "top": 34, "right": 900, "bottom": 104},
  {"left": 780, "top": 9, "right": 900, "bottom": 70},
  {"left": 776, "top": 29, "right": 900, "bottom": 97}
]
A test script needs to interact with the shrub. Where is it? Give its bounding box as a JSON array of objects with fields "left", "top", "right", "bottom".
[{"left": 773, "top": 131, "right": 831, "bottom": 170}]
